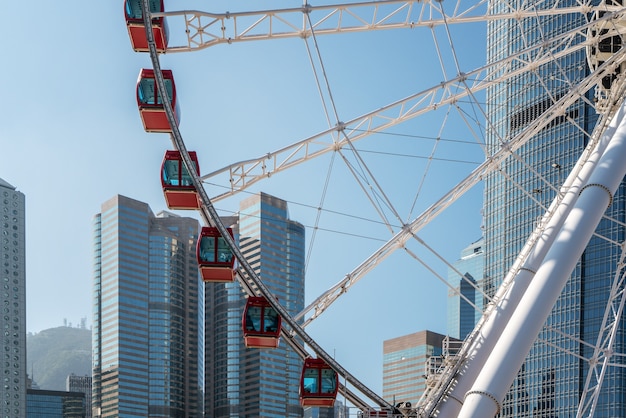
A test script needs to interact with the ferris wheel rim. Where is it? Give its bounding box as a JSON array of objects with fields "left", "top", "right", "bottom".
[{"left": 131, "top": 0, "right": 626, "bottom": 415}]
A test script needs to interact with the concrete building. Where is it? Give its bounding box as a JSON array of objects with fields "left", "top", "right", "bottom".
[
  {"left": 91, "top": 195, "right": 202, "bottom": 417},
  {"left": 0, "top": 178, "right": 26, "bottom": 418},
  {"left": 66, "top": 374, "right": 91, "bottom": 418}
]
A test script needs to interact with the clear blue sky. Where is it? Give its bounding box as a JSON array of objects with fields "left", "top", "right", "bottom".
[{"left": 0, "top": 0, "right": 486, "bottom": 396}]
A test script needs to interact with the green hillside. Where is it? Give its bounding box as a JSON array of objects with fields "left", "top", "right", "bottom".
[{"left": 27, "top": 326, "right": 91, "bottom": 390}]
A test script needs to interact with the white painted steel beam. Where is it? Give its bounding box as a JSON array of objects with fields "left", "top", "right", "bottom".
[
  {"left": 457, "top": 101, "right": 626, "bottom": 418},
  {"left": 432, "top": 100, "right": 626, "bottom": 418}
]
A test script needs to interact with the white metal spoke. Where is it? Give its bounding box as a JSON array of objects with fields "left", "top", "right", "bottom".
[
  {"left": 294, "top": 56, "right": 622, "bottom": 326},
  {"left": 201, "top": 16, "right": 611, "bottom": 202}
]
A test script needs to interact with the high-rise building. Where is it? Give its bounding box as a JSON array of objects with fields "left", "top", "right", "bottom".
[
  {"left": 382, "top": 330, "right": 447, "bottom": 407},
  {"left": 0, "top": 178, "right": 26, "bottom": 418},
  {"left": 204, "top": 192, "right": 305, "bottom": 417},
  {"left": 484, "top": 7, "right": 626, "bottom": 416},
  {"left": 91, "top": 195, "right": 202, "bottom": 417},
  {"left": 446, "top": 238, "right": 484, "bottom": 340},
  {"left": 66, "top": 374, "right": 92, "bottom": 418}
]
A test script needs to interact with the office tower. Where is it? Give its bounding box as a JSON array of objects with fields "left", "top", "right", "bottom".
[
  {"left": 204, "top": 192, "right": 305, "bottom": 417},
  {"left": 26, "top": 389, "right": 86, "bottom": 417},
  {"left": 446, "top": 238, "right": 484, "bottom": 340},
  {"left": 92, "top": 195, "right": 202, "bottom": 417},
  {"left": 484, "top": 7, "right": 626, "bottom": 416},
  {"left": 382, "top": 330, "right": 448, "bottom": 407},
  {"left": 66, "top": 374, "right": 92, "bottom": 418},
  {"left": 0, "top": 178, "right": 26, "bottom": 418}
]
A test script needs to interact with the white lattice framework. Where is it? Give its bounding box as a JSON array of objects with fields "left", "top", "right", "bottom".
[{"left": 134, "top": 0, "right": 626, "bottom": 416}]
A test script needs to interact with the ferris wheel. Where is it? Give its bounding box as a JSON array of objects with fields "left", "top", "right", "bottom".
[{"left": 125, "top": 0, "right": 626, "bottom": 417}]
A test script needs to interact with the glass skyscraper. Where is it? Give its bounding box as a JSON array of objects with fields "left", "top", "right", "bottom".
[
  {"left": 204, "top": 192, "right": 305, "bottom": 417},
  {"left": 91, "top": 195, "right": 202, "bottom": 417},
  {"left": 0, "top": 178, "right": 26, "bottom": 418},
  {"left": 484, "top": 3, "right": 626, "bottom": 416},
  {"left": 447, "top": 238, "right": 484, "bottom": 340}
]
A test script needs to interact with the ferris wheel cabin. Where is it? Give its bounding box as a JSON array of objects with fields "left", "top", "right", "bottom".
[
  {"left": 124, "top": 0, "right": 168, "bottom": 52},
  {"left": 299, "top": 358, "right": 339, "bottom": 407},
  {"left": 242, "top": 296, "right": 282, "bottom": 349},
  {"left": 161, "top": 150, "right": 201, "bottom": 210},
  {"left": 136, "top": 68, "right": 180, "bottom": 133},
  {"left": 197, "top": 226, "right": 236, "bottom": 283}
]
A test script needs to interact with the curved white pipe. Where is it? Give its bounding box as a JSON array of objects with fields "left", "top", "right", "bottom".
[
  {"left": 458, "top": 103, "right": 626, "bottom": 418},
  {"left": 436, "top": 101, "right": 626, "bottom": 417}
]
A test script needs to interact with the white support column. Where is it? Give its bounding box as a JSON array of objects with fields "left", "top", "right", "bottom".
[
  {"left": 434, "top": 103, "right": 626, "bottom": 418},
  {"left": 457, "top": 106, "right": 626, "bottom": 418}
]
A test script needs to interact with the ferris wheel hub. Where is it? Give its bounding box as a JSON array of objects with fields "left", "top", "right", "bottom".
[{"left": 586, "top": 3, "right": 626, "bottom": 113}]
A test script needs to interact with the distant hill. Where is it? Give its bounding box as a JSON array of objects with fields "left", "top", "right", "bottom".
[{"left": 27, "top": 326, "right": 91, "bottom": 390}]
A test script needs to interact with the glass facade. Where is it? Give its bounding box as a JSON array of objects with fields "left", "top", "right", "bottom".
[
  {"left": 0, "top": 178, "right": 26, "bottom": 418},
  {"left": 382, "top": 330, "right": 446, "bottom": 406},
  {"left": 485, "top": 2, "right": 626, "bottom": 415},
  {"left": 26, "top": 389, "right": 85, "bottom": 418},
  {"left": 204, "top": 192, "right": 305, "bottom": 417},
  {"left": 92, "top": 195, "right": 201, "bottom": 417},
  {"left": 447, "top": 238, "right": 484, "bottom": 340}
]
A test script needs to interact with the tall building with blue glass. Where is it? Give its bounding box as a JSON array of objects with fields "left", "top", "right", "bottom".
[
  {"left": 485, "top": 5, "right": 626, "bottom": 416},
  {"left": 447, "top": 238, "right": 484, "bottom": 340},
  {"left": 0, "top": 178, "right": 26, "bottom": 418},
  {"left": 91, "top": 195, "right": 202, "bottom": 417},
  {"left": 204, "top": 192, "right": 305, "bottom": 417}
]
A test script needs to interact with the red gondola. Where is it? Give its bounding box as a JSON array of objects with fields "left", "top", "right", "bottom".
[
  {"left": 161, "top": 150, "right": 201, "bottom": 210},
  {"left": 242, "top": 297, "right": 282, "bottom": 348},
  {"left": 124, "top": 0, "right": 168, "bottom": 52},
  {"left": 136, "top": 69, "right": 180, "bottom": 133},
  {"left": 299, "top": 358, "right": 339, "bottom": 407},
  {"left": 197, "top": 226, "right": 236, "bottom": 283}
]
